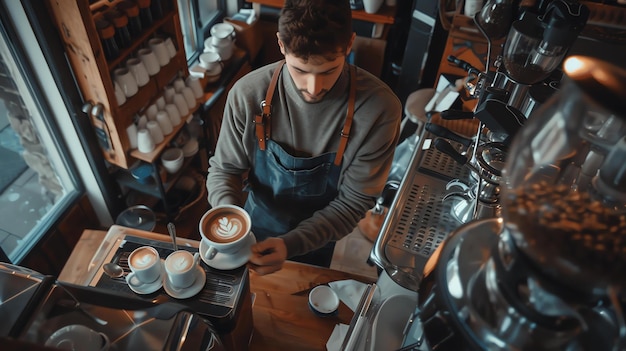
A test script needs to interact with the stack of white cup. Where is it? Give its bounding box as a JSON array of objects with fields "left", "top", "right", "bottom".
[{"left": 204, "top": 22, "right": 235, "bottom": 61}]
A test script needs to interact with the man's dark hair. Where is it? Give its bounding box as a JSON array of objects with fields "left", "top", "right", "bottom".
[{"left": 278, "top": 0, "right": 353, "bottom": 61}]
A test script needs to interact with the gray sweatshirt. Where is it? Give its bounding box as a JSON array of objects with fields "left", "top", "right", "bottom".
[{"left": 206, "top": 61, "right": 402, "bottom": 257}]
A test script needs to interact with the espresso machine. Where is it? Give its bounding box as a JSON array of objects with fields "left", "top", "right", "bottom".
[
  {"left": 409, "top": 55, "right": 626, "bottom": 350},
  {"left": 434, "top": 0, "right": 589, "bottom": 223}
]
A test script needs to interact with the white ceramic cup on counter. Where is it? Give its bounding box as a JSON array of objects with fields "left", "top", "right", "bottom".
[
  {"left": 113, "top": 67, "right": 138, "bottom": 98},
  {"left": 164, "top": 250, "right": 200, "bottom": 289},
  {"left": 128, "top": 246, "right": 162, "bottom": 283},
  {"left": 45, "top": 324, "right": 110, "bottom": 351}
]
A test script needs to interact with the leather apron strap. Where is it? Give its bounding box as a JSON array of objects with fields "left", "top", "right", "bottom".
[
  {"left": 334, "top": 65, "right": 357, "bottom": 166},
  {"left": 255, "top": 60, "right": 285, "bottom": 151},
  {"left": 256, "top": 61, "right": 357, "bottom": 165}
]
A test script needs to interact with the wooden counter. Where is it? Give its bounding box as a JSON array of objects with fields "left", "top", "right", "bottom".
[{"left": 59, "top": 229, "right": 376, "bottom": 350}]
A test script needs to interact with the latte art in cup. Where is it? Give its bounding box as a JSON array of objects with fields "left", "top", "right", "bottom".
[
  {"left": 202, "top": 208, "right": 249, "bottom": 243},
  {"left": 199, "top": 205, "right": 252, "bottom": 261},
  {"left": 165, "top": 251, "right": 193, "bottom": 273},
  {"left": 130, "top": 247, "right": 158, "bottom": 268},
  {"left": 214, "top": 216, "right": 244, "bottom": 240}
]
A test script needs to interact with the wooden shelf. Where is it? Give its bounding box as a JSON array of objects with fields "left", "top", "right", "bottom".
[{"left": 250, "top": 0, "right": 396, "bottom": 25}]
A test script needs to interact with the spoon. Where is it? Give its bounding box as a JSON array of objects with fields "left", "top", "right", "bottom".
[
  {"left": 102, "top": 262, "right": 124, "bottom": 278},
  {"left": 167, "top": 222, "right": 178, "bottom": 251}
]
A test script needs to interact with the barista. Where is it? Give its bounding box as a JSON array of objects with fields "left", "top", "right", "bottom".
[{"left": 206, "top": 0, "right": 402, "bottom": 275}]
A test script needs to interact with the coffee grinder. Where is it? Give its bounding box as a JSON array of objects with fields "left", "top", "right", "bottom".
[{"left": 414, "top": 56, "right": 626, "bottom": 350}]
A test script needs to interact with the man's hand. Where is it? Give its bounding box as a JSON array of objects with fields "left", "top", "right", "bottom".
[{"left": 247, "top": 237, "right": 288, "bottom": 275}]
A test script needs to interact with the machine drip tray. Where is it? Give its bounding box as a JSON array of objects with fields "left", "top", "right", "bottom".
[{"left": 92, "top": 234, "right": 248, "bottom": 328}]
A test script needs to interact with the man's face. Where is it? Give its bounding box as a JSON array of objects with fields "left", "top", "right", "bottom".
[{"left": 278, "top": 34, "right": 354, "bottom": 103}]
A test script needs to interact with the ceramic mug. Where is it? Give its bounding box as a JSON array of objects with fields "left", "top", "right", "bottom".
[
  {"left": 146, "top": 120, "right": 164, "bottom": 144},
  {"left": 185, "top": 76, "right": 204, "bottom": 99},
  {"left": 165, "top": 250, "right": 200, "bottom": 289},
  {"left": 156, "top": 110, "right": 173, "bottom": 135},
  {"left": 137, "top": 47, "right": 161, "bottom": 76},
  {"left": 204, "top": 41, "right": 233, "bottom": 61},
  {"left": 126, "top": 57, "right": 150, "bottom": 87},
  {"left": 198, "top": 52, "right": 223, "bottom": 75},
  {"left": 165, "top": 103, "right": 181, "bottom": 125},
  {"left": 173, "top": 93, "right": 189, "bottom": 117},
  {"left": 210, "top": 22, "right": 235, "bottom": 46},
  {"left": 199, "top": 204, "right": 252, "bottom": 261},
  {"left": 128, "top": 246, "right": 161, "bottom": 283},
  {"left": 148, "top": 37, "right": 171, "bottom": 67},
  {"left": 113, "top": 67, "right": 138, "bottom": 98},
  {"left": 181, "top": 87, "right": 197, "bottom": 109}
]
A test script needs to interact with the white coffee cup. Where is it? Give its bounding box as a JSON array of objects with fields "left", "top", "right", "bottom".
[
  {"left": 126, "top": 57, "right": 150, "bottom": 87},
  {"left": 185, "top": 76, "right": 204, "bottom": 99},
  {"left": 45, "top": 324, "right": 110, "bottom": 351},
  {"left": 161, "top": 147, "right": 184, "bottom": 174},
  {"left": 128, "top": 246, "right": 161, "bottom": 283},
  {"left": 173, "top": 93, "right": 189, "bottom": 117},
  {"left": 137, "top": 128, "right": 154, "bottom": 153},
  {"left": 165, "top": 103, "right": 181, "bottom": 126},
  {"left": 199, "top": 205, "right": 252, "bottom": 261},
  {"left": 163, "top": 85, "right": 176, "bottom": 103},
  {"left": 156, "top": 110, "right": 173, "bottom": 135},
  {"left": 182, "top": 87, "right": 197, "bottom": 109},
  {"left": 199, "top": 52, "right": 223, "bottom": 75},
  {"left": 210, "top": 23, "right": 235, "bottom": 46},
  {"left": 146, "top": 120, "right": 164, "bottom": 144},
  {"left": 149, "top": 37, "right": 171, "bottom": 67},
  {"left": 164, "top": 37, "right": 178, "bottom": 58},
  {"left": 138, "top": 48, "right": 161, "bottom": 76},
  {"left": 114, "top": 82, "right": 126, "bottom": 106},
  {"left": 145, "top": 103, "right": 158, "bottom": 121},
  {"left": 126, "top": 123, "right": 138, "bottom": 149},
  {"left": 155, "top": 96, "right": 166, "bottom": 110},
  {"left": 113, "top": 67, "right": 138, "bottom": 98},
  {"left": 204, "top": 42, "right": 233, "bottom": 61},
  {"left": 173, "top": 77, "right": 186, "bottom": 93},
  {"left": 165, "top": 250, "right": 200, "bottom": 289}
]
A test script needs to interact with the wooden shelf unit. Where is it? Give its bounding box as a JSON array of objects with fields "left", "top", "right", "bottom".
[{"left": 45, "top": 0, "right": 188, "bottom": 169}]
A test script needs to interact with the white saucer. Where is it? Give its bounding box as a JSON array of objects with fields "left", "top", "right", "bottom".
[
  {"left": 163, "top": 264, "right": 206, "bottom": 299},
  {"left": 199, "top": 233, "right": 256, "bottom": 270},
  {"left": 125, "top": 260, "right": 164, "bottom": 295}
]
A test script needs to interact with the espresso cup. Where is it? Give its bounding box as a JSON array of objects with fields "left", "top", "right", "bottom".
[
  {"left": 128, "top": 246, "right": 161, "bottom": 283},
  {"left": 199, "top": 205, "right": 251, "bottom": 260},
  {"left": 165, "top": 250, "right": 200, "bottom": 289}
]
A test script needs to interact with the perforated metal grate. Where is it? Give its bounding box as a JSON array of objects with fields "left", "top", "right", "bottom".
[
  {"left": 418, "top": 140, "right": 471, "bottom": 182},
  {"left": 386, "top": 171, "right": 463, "bottom": 260}
]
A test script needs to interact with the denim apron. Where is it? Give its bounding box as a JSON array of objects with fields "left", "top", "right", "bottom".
[{"left": 244, "top": 61, "right": 357, "bottom": 267}]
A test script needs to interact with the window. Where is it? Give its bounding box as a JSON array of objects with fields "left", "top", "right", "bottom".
[
  {"left": 0, "top": 4, "right": 81, "bottom": 263},
  {"left": 177, "top": 0, "right": 226, "bottom": 62}
]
